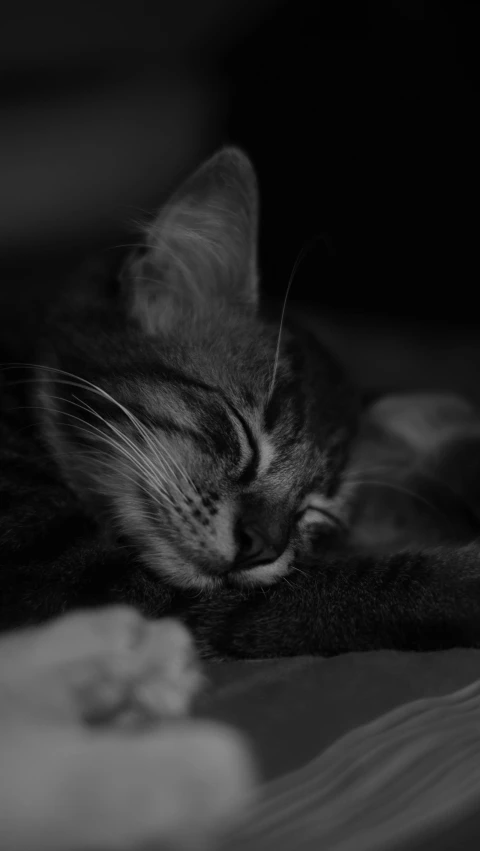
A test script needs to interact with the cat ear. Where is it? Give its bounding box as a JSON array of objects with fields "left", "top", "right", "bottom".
[{"left": 122, "top": 147, "right": 259, "bottom": 334}]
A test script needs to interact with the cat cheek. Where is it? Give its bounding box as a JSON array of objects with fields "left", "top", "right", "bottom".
[
  {"left": 295, "top": 516, "right": 339, "bottom": 556},
  {"left": 300, "top": 521, "right": 323, "bottom": 542}
]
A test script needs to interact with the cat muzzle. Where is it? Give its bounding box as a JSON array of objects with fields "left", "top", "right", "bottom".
[{"left": 233, "top": 519, "right": 289, "bottom": 569}]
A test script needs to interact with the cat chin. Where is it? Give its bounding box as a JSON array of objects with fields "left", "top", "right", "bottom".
[
  {"left": 140, "top": 535, "right": 293, "bottom": 592},
  {"left": 228, "top": 548, "right": 293, "bottom": 588},
  {"left": 141, "top": 540, "right": 222, "bottom": 592}
]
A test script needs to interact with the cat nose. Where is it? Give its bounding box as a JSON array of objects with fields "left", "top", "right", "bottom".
[{"left": 234, "top": 521, "right": 287, "bottom": 569}]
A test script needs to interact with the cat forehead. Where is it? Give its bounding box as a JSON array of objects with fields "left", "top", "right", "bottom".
[{"left": 257, "top": 432, "right": 277, "bottom": 476}]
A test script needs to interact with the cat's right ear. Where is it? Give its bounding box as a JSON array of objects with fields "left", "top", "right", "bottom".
[{"left": 120, "top": 147, "right": 259, "bottom": 335}]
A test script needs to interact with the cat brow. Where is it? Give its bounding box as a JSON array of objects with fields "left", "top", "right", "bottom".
[
  {"left": 132, "top": 367, "right": 260, "bottom": 478},
  {"left": 144, "top": 363, "right": 258, "bottom": 460}
]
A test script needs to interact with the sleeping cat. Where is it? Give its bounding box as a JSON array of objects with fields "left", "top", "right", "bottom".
[{"left": 2, "top": 145, "right": 480, "bottom": 657}]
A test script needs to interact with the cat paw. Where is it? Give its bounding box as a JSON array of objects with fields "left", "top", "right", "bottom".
[
  {"left": 9, "top": 606, "right": 204, "bottom": 728},
  {"left": 64, "top": 607, "right": 204, "bottom": 728}
]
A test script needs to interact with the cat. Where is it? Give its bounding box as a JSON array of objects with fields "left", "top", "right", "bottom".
[
  {"left": 3, "top": 145, "right": 480, "bottom": 658},
  {"left": 0, "top": 604, "right": 256, "bottom": 851}
]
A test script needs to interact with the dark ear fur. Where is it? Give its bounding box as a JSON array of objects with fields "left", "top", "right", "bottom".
[{"left": 122, "top": 147, "right": 259, "bottom": 334}]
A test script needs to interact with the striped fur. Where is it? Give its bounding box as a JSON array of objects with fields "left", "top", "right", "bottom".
[
  {"left": 4, "top": 147, "right": 480, "bottom": 660},
  {"left": 35, "top": 148, "right": 357, "bottom": 594}
]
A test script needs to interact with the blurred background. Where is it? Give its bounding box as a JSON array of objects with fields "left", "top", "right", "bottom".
[{"left": 1, "top": 0, "right": 479, "bottom": 398}]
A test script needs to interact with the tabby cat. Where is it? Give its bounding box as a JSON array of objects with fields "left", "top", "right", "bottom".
[{"left": 2, "top": 146, "right": 480, "bottom": 658}]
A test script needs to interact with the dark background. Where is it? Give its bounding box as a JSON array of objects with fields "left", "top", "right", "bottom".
[
  {"left": 0, "top": 0, "right": 478, "bottom": 366},
  {"left": 226, "top": 0, "right": 478, "bottom": 321}
]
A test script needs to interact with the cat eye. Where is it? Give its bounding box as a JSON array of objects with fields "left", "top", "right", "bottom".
[
  {"left": 223, "top": 403, "right": 259, "bottom": 485},
  {"left": 296, "top": 504, "right": 346, "bottom": 532},
  {"left": 175, "top": 378, "right": 259, "bottom": 484},
  {"left": 235, "top": 447, "right": 259, "bottom": 485}
]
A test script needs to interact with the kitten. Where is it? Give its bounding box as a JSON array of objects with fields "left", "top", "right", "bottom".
[
  {"left": 34, "top": 146, "right": 358, "bottom": 593},
  {"left": 2, "top": 146, "right": 480, "bottom": 657}
]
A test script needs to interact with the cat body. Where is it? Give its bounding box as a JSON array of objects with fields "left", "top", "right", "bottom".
[{"left": 2, "top": 147, "right": 480, "bottom": 657}]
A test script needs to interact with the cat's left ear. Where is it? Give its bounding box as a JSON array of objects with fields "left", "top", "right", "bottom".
[{"left": 121, "top": 147, "right": 259, "bottom": 334}]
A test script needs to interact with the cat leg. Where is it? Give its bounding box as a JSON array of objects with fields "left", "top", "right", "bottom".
[
  {"left": 0, "top": 608, "right": 257, "bottom": 850},
  {"left": 1, "top": 721, "right": 256, "bottom": 851},
  {"left": 0, "top": 606, "right": 203, "bottom": 727}
]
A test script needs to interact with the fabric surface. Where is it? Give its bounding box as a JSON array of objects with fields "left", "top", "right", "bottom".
[{"left": 197, "top": 650, "right": 480, "bottom": 849}]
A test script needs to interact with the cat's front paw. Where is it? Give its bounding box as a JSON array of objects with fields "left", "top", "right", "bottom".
[
  {"left": 2, "top": 606, "right": 204, "bottom": 728},
  {"left": 63, "top": 607, "right": 203, "bottom": 728}
]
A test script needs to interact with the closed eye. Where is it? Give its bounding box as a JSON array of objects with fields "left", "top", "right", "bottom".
[
  {"left": 223, "top": 401, "right": 259, "bottom": 485},
  {"left": 236, "top": 451, "right": 258, "bottom": 485},
  {"left": 296, "top": 505, "right": 347, "bottom": 532},
  {"left": 150, "top": 372, "right": 259, "bottom": 483}
]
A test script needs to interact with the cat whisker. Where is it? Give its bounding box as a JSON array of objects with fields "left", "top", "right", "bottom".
[
  {"left": 44, "top": 400, "right": 173, "bottom": 498},
  {"left": 4, "top": 363, "right": 195, "bottom": 496},
  {"left": 65, "top": 378, "right": 186, "bottom": 489},
  {"left": 102, "top": 540, "right": 135, "bottom": 553},
  {"left": 85, "top": 448, "right": 175, "bottom": 512},
  {"left": 123, "top": 403, "right": 194, "bottom": 489},
  {"left": 149, "top": 430, "right": 196, "bottom": 491},
  {"left": 118, "top": 203, "right": 154, "bottom": 219},
  {"left": 350, "top": 478, "right": 449, "bottom": 519},
  {"left": 290, "top": 565, "right": 309, "bottom": 579},
  {"left": 131, "top": 274, "right": 164, "bottom": 287},
  {"left": 70, "top": 394, "right": 184, "bottom": 501},
  {"left": 109, "top": 241, "right": 162, "bottom": 253},
  {"left": 74, "top": 377, "right": 192, "bottom": 491},
  {"left": 344, "top": 462, "right": 416, "bottom": 482},
  {"left": 107, "top": 511, "right": 161, "bottom": 536},
  {"left": 25, "top": 402, "right": 176, "bottom": 511},
  {"left": 89, "top": 456, "right": 172, "bottom": 513},
  {"left": 267, "top": 235, "right": 321, "bottom": 402},
  {"left": 4, "top": 364, "right": 191, "bottom": 497},
  {"left": 116, "top": 398, "right": 195, "bottom": 492}
]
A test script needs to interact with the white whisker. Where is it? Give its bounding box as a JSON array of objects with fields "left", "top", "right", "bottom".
[
  {"left": 149, "top": 429, "right": 195, "bottom": 489},
  {"left": 28, "top": 403, "right": 177, "bottom": 510},
  {"left": 90, "top": 456, "right": 172, "bottom": 512},
  {"left": 267, "top": 236, "right": 320, "bottom": 402},
  {"left": 43, "top": 400, "right": 169, "bottom": 493},
  {"left": 345, "top": 463, "right": 414, "bottom": 481},
  {"left": 3, "top": 364, "right": 193, "bottom": 497},
  {"left": 70, "top": 394, "right": 184, "bottom": 500},
  {"left": 290, "top": 565, "right": 309, "bottom": 579},
  {"left": 125, "top": 407, "right": 194, "bottom": 488},
  {"left": 351, "top": 478, "right": 449, "bottom": 519},
  {"left": 110, "top": 242, "right": 159, "bottom": 253}
]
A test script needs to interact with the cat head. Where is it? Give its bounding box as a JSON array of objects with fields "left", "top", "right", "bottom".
[{"left": 38, "top": 147, "right": 358, "bottom": 590}]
